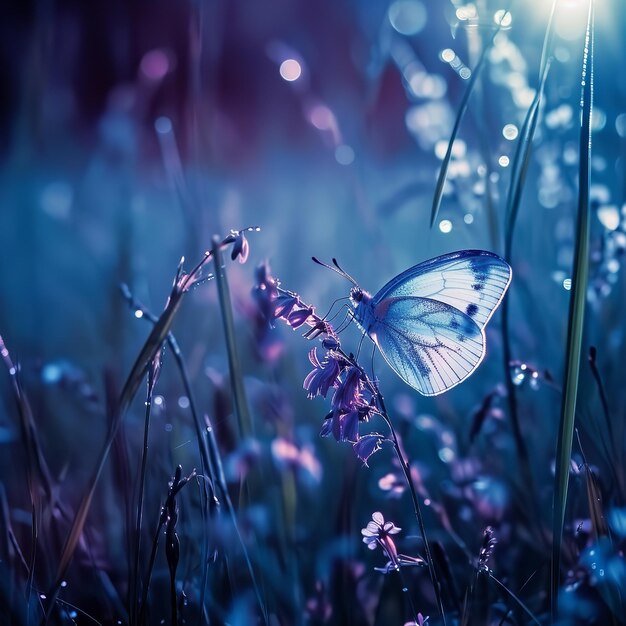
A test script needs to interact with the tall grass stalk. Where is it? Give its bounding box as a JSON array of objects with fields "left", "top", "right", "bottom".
[
  {"left": 121, "top": 285, "right": 268, "bottom": 622},
  {"left": 551, "top": 1, "right": 594, "bottom": 618},
  {"left": 211, "top": 237, "right": 253, "bottom": 441},
  {"left": 205, "top": 413, "right": 269, "bottom": 625},
  {"left": 43, "top": 236, "right": 239, "bottom": 622},
  {"left": 130, "top": 355, "right": 160, "bottom": 625},
  {"left": 0, "top": 336, "right": 45, "bottom": 623},
  {"left": 429, "top": 2, "right": 512, "bottom": 228},
  {"left": 488, "top": 573, "right": 541, "bottom": 626},
  {"left": 121, "top": 285, "right": 216, "bottom": 623}
]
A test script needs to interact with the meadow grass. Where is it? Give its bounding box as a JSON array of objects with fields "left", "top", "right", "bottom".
[{"left": 1, "top": 1, "right": 625, "bottom": 625}]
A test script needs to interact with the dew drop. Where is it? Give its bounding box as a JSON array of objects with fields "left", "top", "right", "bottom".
[{"left": 439, "top": 219, "right": 452, "bottom": 234}]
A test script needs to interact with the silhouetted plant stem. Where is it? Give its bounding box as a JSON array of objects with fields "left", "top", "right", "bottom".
[
  {"left": 205, "top": 414, "right": 269, "bottom": 626},
  {"left": 587, "top": 348, "right": 624, "bottom": 498},
  {"left": 120, "top": 285, "right": 267, "bottom": 623},
  {"left": 588, "top": 347, "right": 615, "bottom": 450},
  {"left": 43, "top": 233, "right": 250, "bottom": 624},
  {"left": 376, "top": 392, "right": 446, "bottom": 626},
  {"left": 138, "top": 467, "right": 195, "bottom": 626},
  {"left": 488, "top": 573, "right": 541, "bottom": 625},
  {"left": 130, "top": 355, "right": 160, "bottom": 625}
]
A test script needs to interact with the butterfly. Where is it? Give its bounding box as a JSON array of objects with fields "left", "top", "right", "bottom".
[{"left": 329, "top": 250, "right": 511, "bottom": 396}]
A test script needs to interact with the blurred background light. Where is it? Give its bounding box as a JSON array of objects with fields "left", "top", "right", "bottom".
[
  {"left": 279, "top": 59, "right": 302, "bottom": 81},
  {"left": 388, "top": 0, "right": 427, "bottom": 35}
]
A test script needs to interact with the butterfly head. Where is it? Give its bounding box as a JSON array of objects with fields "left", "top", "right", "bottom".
[{"left": 350, "top": 286, "right": 372, "bottom": 308}]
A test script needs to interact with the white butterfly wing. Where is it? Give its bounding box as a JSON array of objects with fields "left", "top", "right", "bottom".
[
  {"left": 370, "top": 297, "right": 485, "bottom": 396},
  {"left": 372, "top": 250, "right": 511, "bottom": 329}
]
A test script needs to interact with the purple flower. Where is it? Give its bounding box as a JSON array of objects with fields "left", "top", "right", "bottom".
[
  {"left": 272, "top": 293, "right": 299, "bottom": 321},
  {"left": 286, "top": 306, "right": 314, "bottom": 329},
  {"left": 361, "top": 512, "right": 401, "bottom": 565},
  {"left": 322, "top": 408, "right": 358, "bottom": 442},
  {"left": 322, "top": 336, "right": 340, "bottom": 350},
  {"left": 477, "top": 526, "right": 497, "bottom": 572},
  {"left": 354, "top": 433, "right": 386, "bottom": 465},
  {"left": 230, "top": 230, "right": 249, "bottom": 263},
  {"left": 320, "top": 404, "right": 375, "bottom": 443},
  {"left": 362, "top": 512, "right": 426, "bottom": 575},
  {"left": 332, "top": 366, "right": 363, "bottom": 411},
  {"left": 252, "top": 261, "right": 279, "bottom": 324},
  {"left": 303, "top": 348, "right": 341, "bottom": 399}
]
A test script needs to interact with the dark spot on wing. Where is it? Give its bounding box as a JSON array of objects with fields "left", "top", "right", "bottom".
[
  {"left": 469, "top": 259, "right": 491, "bottom": 284},
  {"left": 466, "top": 303, "right": 479, "bottom": 317},
  {"left": 450, "top": 319, "right": 460, "bottom": 330},
  {"left": 472, "top": 283, "right": 483, "bottom": 291}
]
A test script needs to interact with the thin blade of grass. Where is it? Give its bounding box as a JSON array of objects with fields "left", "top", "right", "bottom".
[
  {"left": 211, "top": 237, "right": 253, "bottom": 440},
  {"left": 488, "top": 573, "right": 541, "bottom": 626},
  {"left": 588, "top": 347, "right": 624, "bottom": 498},
  {"left": 551, "top": 1, "right": 594, "bottom": 618},
  {"left": 120, "top": 285, "right": 235, "bottom": 623},
  {"left": 121, "top": 271, "right": 267, "bottom": 623},
  {"left": 576, "top": 429, "right": 608, "bottom": 539},
  {"left": 46, "top": 288, "right": 186, "bottom": 615},
  {"left": 43, "top": 237, "right": 239, "bottom": 621},
  {"left": 205, "top": 413, "right": 268, "bottom": 625},
  {"left": 130, "top": 354, "right": 160, "bottom": 625},
  {"left": 429, "top": 2, "right": 512, "bottom": 228}
]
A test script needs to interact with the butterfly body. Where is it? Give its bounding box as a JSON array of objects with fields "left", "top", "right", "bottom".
[{"left": 348, "top": 250, "right": 511, "bottom": 396}]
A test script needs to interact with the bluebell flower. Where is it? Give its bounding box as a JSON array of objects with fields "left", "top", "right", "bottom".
[
  {"left": 353, "top": 433, "right": 385, "bottom": 465},
  {"left": 286, "top": 306, "right": 314, "bottom": 329},
  {"left": 321, "top": 404, "right": 375, "bottom": 443},
  {"left": 319, "top": 408, "right": 359, "bottom": 443},
  {"left": 332, "top": 366, "right": 363, "bottom": 411},
  {"left": 251, "top": 261, "right": 279, "bottom": 324},
  {"left": 251, "top": 268, "right": 385, "bottom": 462},
  {"left": 303, "top": 348, "right": 342, "bottom": 399},
  {"left": 272, "top": 293, "right": 299, "bottom": 321},
  {"left": 230, "top": 230, "right": 249, "bottom": 263}
]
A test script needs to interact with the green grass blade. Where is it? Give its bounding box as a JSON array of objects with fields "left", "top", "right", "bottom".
[
  {"left": 503, "top": 0, "right": 557, "bottom": 254},
  {"left": 551, "top": 1, "right": 594, "bottom": 618},
  {"left": 43, "top": 238, "right": 233, "bottom": 621},
  {"left": 211, "top": 237, "right": 253, "bottom": 440},
  {"left": 429, "top": 3, "right": 512, "bottom": 228}
]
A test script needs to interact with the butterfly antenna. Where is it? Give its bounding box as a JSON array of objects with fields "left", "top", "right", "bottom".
[
  {"left": 331, "top": 258, "right": 358, "bottom": 286},
  {"left": 311, "top": 256, "right": 356, "bottom": 286}
]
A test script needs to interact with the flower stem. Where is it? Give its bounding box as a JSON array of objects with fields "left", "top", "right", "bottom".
[{"left": 378, "top": 397, "right": 447, "bottom": 625}]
